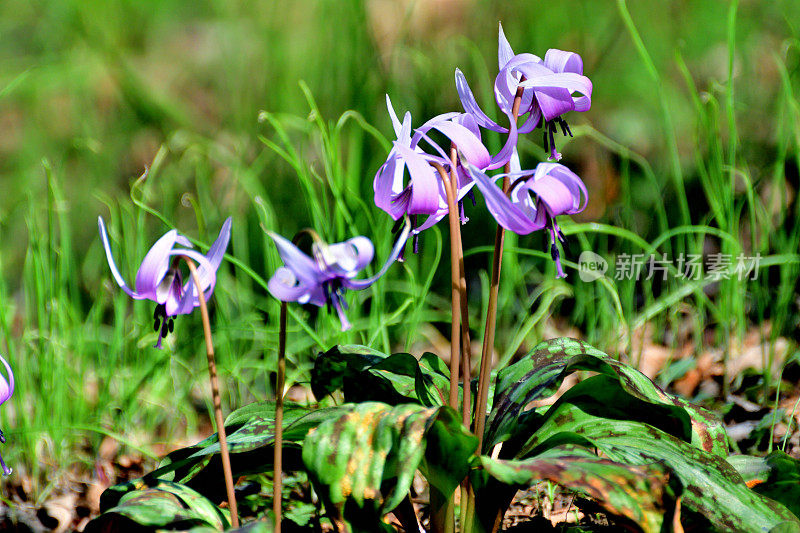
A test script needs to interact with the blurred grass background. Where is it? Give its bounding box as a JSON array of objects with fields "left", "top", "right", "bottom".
[{"left": 1, "top": 0, "right": 800, "bottom": 497}]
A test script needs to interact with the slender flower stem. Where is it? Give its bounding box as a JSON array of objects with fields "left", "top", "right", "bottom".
[
  {"left": 274, "top": 301, "right": 287, "bottom": 533},
  {"left": 432, "top": 161, "right": 462, "bottom": 533},
  {"left": 451, "top": 146, "right": 473, "bottom": 429},
  {"left": 473, "top": 84, "right": 526, "bottom": 455},
  {"left": 182, "top": 256, "right": 239, "bottom": 528},
  {"left": 433, "top": 161, "right": 462, "bottom": 412}
]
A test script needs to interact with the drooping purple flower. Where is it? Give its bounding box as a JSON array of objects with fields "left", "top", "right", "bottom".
[
  {"left": 267, "top": 219, "right": 411, "bottom": 331},
  {"left": 98, "top": 217, "right": 232, "bottom": 347},
  {"left": 455, "top": 23, "right": 592, "bottom": 161},
  {"left": 468, "top": 160, "right": 587, "bottom": 278},
  {"left": 374, "top": 96, "right": 506, "bottom": 240},
  {"left": 0, "top": 354, "right": 14, "bottom": 476}
]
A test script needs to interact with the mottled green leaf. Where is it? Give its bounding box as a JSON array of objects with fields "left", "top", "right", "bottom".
[
  {"left": 86, "top": 480, "right": 229, "bottom": 532},
  {"left": 102, "top": 402, "right": 345, "bottom": 509},
  {"left": 728, "top": 451, "right": 800, "bottom": 519},
  {"left": 311, "top": 345, "right": 449, "bottom": 407},
  {"left": 478, "top": 447, "right": 672, "bottom": 533},
  {"left": 486, "top": 337, "right": 726, "bottom": 456},
  {"left": 302, "top": 402, "right": 476, "bottom": 528},
  {"left": 518, "top": 381, "right": 799, "bottom": 533}
]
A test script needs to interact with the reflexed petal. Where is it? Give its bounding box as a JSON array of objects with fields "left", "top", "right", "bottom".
[
  {"left": 374, "top": 157, "right": 404, "bottom": 219},
  {"left": 174, "top": 235, "right": 193, "bottom": 247},
  {"left": 393, "top": 141, "right": 440, "bottom": 215},
  {"left": 344, "top": 217, "right": 411, "bottom": 290},
  {"left": 468, "top": 165, "right": 544, "bottom": 235},
  {"left": 97, "top": 217, "right": 142, "bottom": 300},
  {"left": 325, "top": 236, "right": 375, "bottom": 276},
  {"left": 498, "top": 22, "right": 515, "bottom": 69},
  {"left": 455, "top": 69, "right": 507, "bottom": 133},
  {"left": 544, "top": 49, "right": 584, "bottom": 74},
  {"left": 527, "top": 176, "right": 574, "bottom": 216},
  {"left": 268, "top": 232, "right": 324, "bottom": 287},
  {"left": 520, "top": 72, "right": 593, "bottom": 115},
  {"left": 267, "top": 267, "right": 312, "bottom": 303},
  {"left": 204, "top": 217, "right": 233, "bottom": 270},
  {"left": 426, "top": 120, "right": 491, "bottom": 168},
  {"left": 190, "top": 217, "right": 232, "bottom": 299},
  {"left": 0, "top": 451, "right": 10, "bottom": 476},
  {"left": 0, "top": 355, "right": 13, "bottom": 404},
  {"left": 453, "top": 113, "right": 481, "bottom": 141},
  {"left": 494, "top": 57, "right": 545, "bottom": 116},
  {"left": 133, "top": 229, "right": 181, "bottom": 301},
  {"left": 413, "top": 209, "right": 449, "bottom": 234},
  {"left": 344, "top": 236, "right": 375, "bottom": 273},
  {"left": 487, "top": 110, "right": 518, "bottom": 170},
  {"left": 386, "top": 94, "right": 403, "bottom": 138},
  {"left": 411, "top": 112, "right": 460, "bottom": 155},
  {"left": 532, "top": 163, "right": 588, "bottom": 213}
]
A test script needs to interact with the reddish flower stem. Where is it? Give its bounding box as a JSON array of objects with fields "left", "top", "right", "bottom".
[
  {"left": 433, "top": 161, "right": 462, "bottom": 413},
  {"left": 450, "top": 145, "right": 473, "bottom": 428},
  {"left": 182, "top": 256, "right": 239, "bottom": 528},
  {"left": 473, "top": 83, "right": 526, "bottom": 455}
]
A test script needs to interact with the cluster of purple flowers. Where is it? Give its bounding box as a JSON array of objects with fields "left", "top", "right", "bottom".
[
  {"left": 373, "top": 23, "right": 591, "bottom": 277},
  {"left": 266, "top": 23, "right": 592, "bottom": 329}
]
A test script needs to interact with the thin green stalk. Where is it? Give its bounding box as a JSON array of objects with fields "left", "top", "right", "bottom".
[{"left": 182, "top": 257, "right": 239, "bottom": 528}]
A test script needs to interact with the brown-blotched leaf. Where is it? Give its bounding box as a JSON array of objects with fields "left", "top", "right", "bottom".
[{"left": 478, "top": 446, "right": 673, "bottom": 533}]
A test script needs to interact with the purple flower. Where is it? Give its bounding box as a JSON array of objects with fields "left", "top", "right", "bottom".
[
  {"left": 374, "top": 96, "right": 503, "bottom": 238},
  {"left": 455, "top": 23, "right": 592, "bottom": 161},
  {"left": 0, "top": 354, "right": 14, "bottom": 476},
  {"left": 267, "top": 219, "right": 411, "bottom": 331},
  {"left": 98, "top": 217, "right": 232, "bottom": 347},
  {"left": 468, "top": 160, "right": 587, "bottom": 278}
]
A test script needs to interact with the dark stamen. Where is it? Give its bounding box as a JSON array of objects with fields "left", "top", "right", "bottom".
[
  {"left": 153, "top": 319, "right": 160, "bottom": 332},
  {"left": 168, "top": 318, "right": 174, "bottom": 333},
  {"left": 322, "top": 282, "right": 333, "bottom": 311},
  {"left": 391, "top": 217, "right": 404, "bottom": 234},
  {"left": 542, "top": 122, "right": 549, "bottom": 154},
  {"left": 548, "top": 122, "right": 556, "bottom": 157},
  {"left": 557, "top": 118, "right": 568, "bottom": 137},
  {"left": 413, "top": 233, "right": 420, "bottom": 254},
  {"left": 550, "top": 243, "right": 561, "bottom": 262},
  {"left": 467, "top": 188, "right": 476, "bottom": 206}
]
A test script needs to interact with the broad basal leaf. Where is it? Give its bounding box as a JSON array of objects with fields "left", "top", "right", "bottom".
[
  {"left": 302, "top": 402, "right": 476, "bottom": 528},
  {"left": 87, "top": 480, "right": 229, "bottom": 532},
  {"left": 486, "top": 337, "right": 726, "bottom": 456},
  {"left": 478, "top": 446, "right": 672, "bottom": 533},
  {"left": 311, "top": 345, "right": 450, "bottom": 407},
  {"left": 102, "top": 401, "right": 343, "bottom": 509},
  {"left": 518, "top": 382, "right": 800, "bottom": 533}
]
